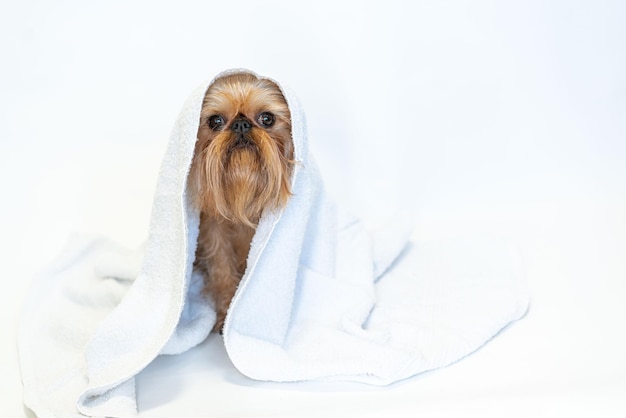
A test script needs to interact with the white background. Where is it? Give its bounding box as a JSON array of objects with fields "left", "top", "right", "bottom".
[{"left": 1, "top": 0, "right": 625, "bottom": 417}]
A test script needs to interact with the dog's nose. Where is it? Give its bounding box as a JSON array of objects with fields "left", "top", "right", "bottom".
[{"left": 231, "top": 118, "right": 252, "bottom": 134}]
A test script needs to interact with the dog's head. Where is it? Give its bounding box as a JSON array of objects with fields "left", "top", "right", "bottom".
[{"left": 189, "top": 72, "right": 293, "bottom": 226}]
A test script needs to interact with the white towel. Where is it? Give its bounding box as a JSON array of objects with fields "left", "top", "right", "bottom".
[{"left": 18, "top": 69, "right": 529, "bottom": 418}]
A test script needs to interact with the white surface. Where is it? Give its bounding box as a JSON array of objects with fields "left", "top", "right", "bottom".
[{"left": 1, "top": 0, "right": 625, "bottom": 417}]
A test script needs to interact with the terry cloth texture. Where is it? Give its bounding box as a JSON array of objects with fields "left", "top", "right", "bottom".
[{"left": 18, "top": 69, "right": 529, "bottom": 418}]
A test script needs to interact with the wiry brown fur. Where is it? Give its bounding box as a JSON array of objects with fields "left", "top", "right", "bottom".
[{"left": 188, "top": 72, "right": 293, "bottom": 332}]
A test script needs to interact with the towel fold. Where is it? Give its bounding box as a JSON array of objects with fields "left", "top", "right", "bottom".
[{"left": 18, "top": 69, "right": 529, "bottom": 418}]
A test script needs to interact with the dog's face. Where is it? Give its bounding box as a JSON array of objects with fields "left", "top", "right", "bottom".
[{"left": 189, "top": 73, "right": 293, "bottom": 226}]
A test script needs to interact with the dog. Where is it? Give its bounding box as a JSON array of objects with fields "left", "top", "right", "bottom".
[{"left": 188, "top": 72, "right": 294, "bottom": 332}]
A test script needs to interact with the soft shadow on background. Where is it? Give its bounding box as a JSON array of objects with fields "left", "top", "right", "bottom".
[{"left": 1, "top": 1, "right": 625, "bottom": 417}]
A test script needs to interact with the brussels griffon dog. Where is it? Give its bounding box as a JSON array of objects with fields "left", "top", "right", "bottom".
[{"left": 188, "top": 72, "right": 294, "bottom": 332}]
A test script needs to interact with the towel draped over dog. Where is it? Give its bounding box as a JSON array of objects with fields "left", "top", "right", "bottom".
[{"left": 18, "top": 69, "right": 529, "bottom": 418}]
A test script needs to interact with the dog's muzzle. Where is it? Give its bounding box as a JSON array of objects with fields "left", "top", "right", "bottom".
[
  {"left": 233, "top": 135, "right": 254, "bottom": 149},
  {"left": 230, "top": 117, "right": 255, "bottom": 149}
]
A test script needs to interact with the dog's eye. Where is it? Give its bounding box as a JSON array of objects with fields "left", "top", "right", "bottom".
[
  {"left": 208, "top": 115, "right": 225, "bottom": 130},
  {"left": 258, "top": 112, "right": 275, "bottom": 128}
]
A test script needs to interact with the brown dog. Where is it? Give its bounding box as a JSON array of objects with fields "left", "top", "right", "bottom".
[{"left": 188, "top": 72, "right": 294, "bottom": 332}]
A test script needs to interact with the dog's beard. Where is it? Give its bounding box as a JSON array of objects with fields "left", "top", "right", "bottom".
[{"left": 193, "top": 126, "right": 292, "bottom": 227}]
